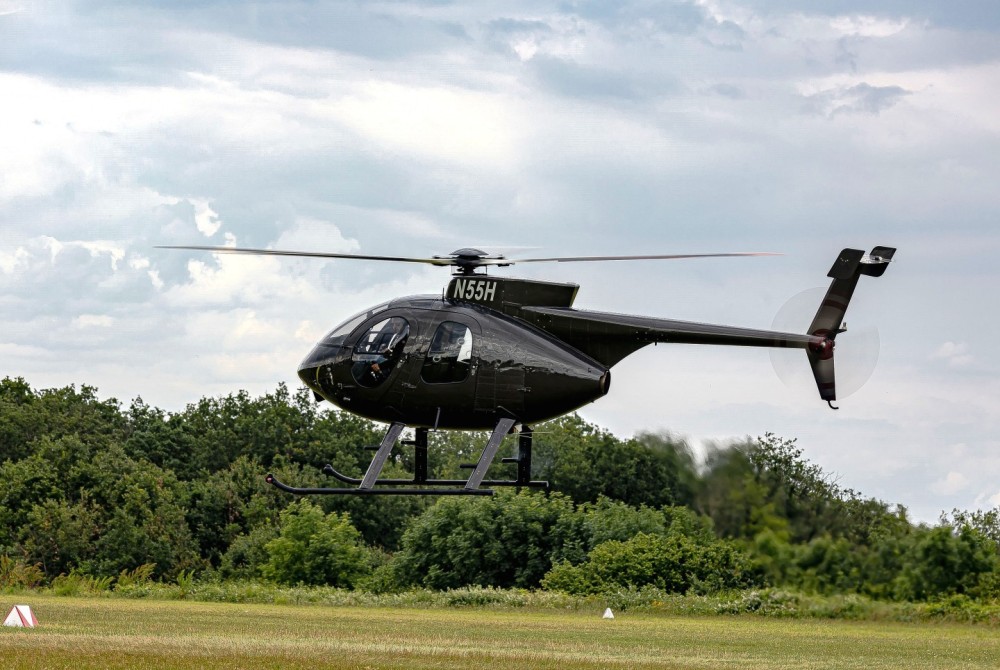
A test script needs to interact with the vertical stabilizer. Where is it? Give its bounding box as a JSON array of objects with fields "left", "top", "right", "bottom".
[{"left": 807, "top": 246, "right": 895, "bottom": 406}]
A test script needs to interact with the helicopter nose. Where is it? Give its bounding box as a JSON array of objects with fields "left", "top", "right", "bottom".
[
  {"left": 298, "top": 342, "right": 348, "bottom": 399},
  {"left": 297, "top": 364, "right": 320, "bottom": 392}
]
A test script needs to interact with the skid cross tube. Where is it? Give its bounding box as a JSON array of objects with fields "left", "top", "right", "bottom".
[{"left": 265, "top": 420, "right": 549, "bottom": 495}]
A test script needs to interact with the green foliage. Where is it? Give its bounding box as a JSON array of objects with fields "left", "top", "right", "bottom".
[
  {"left": 50, "top": 571, "right": 114, "bottom": 596},
  {"left": 897, "top": 524, "right": 1000, "bottom": 601},
  {"left": 551, "top": 497, "right": 715, "bottom": 566},
  {"left": 533, "top": 416, "right": 698, "bottom": 507},
  {"left": 392, "top": 491, "right": 577, "bottom": 590},
  {"left": 0, "top": 555, "right": 45, "bottom": 590},
  {"left": 262, "top": 500, "right": 372, "bottom": 588},
  {"left": 174, "top": 570, "right": 196, "bottom": 599},
  {"left": 945, "top": 508, "right": 1000, "bottom": 546},
  {"left": 0, "top": 378, "right": 126, "bottom": 463},
  {"left": 219, "top": 523, "right": 280, "bottom": 580},
  {"left": 443, "top": 586, "right": 529, "bottom": 607},
  {"left": 543, "top": 532, "right": 759, "bottom": 596},
  {"left": 20, "top": 497, "right": 100, "bottom": 578},
  {"left": 88, "top": 452, "right": 201, "bottom": 579},
  {"left": 4, "top": 376, "right": 1000, "bottom": 606},
  {"left": 116, "top": 563, "right": 157, "bottom": 589}
]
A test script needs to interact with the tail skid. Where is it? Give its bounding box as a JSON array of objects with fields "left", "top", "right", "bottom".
[{"left": 807, "top": 246, "right": 895, "bottom": 407}]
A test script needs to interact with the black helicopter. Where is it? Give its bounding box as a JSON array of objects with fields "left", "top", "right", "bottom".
[{"left": 160, "top": 244, "right": 895, "bottom": 495}]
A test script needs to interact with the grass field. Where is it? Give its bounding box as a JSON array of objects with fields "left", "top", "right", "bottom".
[{"left": 1, "top": 595, "right": 998, "bottom": 669}]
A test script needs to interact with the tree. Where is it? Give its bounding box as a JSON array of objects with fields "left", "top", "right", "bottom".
[
  {"left": 0, "top": 378, "right": 126, "bottom": 463},
  {"left": 262, "top": 500, "right": 371, "bottom": 587},
  {"left": 391, "top": 491, "right": 576, "bottom": 590},
  {"left": 898, "top": 524, "right": 1000, "bottom": 601},
  {"left": 543, "top": 532, "right": 759, "bottom": 595},
  {"left": 551, "top": 497, "right": 716, "bottom": 566},
  {"left": 88, "top": 453, "right": 201, "bottom": 578},
  {"left": 19, "top": 497, "right": 100, "bottom": 579},
  {"left": 534, "top": 416, "right": 697, "bottom": 508}
]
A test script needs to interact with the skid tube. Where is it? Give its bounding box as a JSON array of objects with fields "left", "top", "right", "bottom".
[
  {"left": 265, "top": 421, "right": 549, "bottom": 496},
  {"left": 265, "top": 473, "right": 495, "bottom": 496}
]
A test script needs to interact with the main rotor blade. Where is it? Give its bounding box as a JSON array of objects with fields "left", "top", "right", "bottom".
[
  {"left": 509, "top": 252, "right": 780, "bottom": 264},
  {"left": 158, "top": 245, "right": 780, "bottom": 269},
  {"left": 155, "top": 245, "right": 455, "bottom": 266}
]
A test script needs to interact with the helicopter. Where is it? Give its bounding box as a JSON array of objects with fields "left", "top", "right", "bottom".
[{"left": 159, "top": 244, "right": 895, "bottom": 496}]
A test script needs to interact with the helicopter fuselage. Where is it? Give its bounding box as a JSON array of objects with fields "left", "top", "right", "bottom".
[
  {"left": 297, "top": 245, "right": 896, "bottom": 432},
  {"left": 298, "top": 294, "right": 611, "bottom": 430}
]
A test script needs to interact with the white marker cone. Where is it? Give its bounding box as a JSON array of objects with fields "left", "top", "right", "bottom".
[
  {"left": 603, "top": 607, "right": 615, "bottom": 619},
  {"left": 3, "top": 605, "right": 38, "bottom": 627}
]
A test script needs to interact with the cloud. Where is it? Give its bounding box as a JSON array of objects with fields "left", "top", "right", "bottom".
[
  {"left": 931, "top": 341, "right": 973, "bottom": 367},
  {"left": 485, "top": 17, "right": 554, "bottom": 60},
  {"left": 931, "top": 471, "right": 970, "bottom": 496},
  {"left": 830, "top": 15, "right": 909, "bottom": 38},
  {"left": 735, "top": 1, "right": 1000, "bottom": 32},
  {"left": 801, "top": 82, "right": 911, "bottom": 117},
  {"left": 332, "top": 81, "right": 520, "bottom": 168},
  {"left": 72, "top": 314, "right": 114, "bottom": 329},
  {"left": 0, "top": 246, "right": 30, "bottom": 274},
  {"left": 192, "top": 199, "right": 223, "bottom": 237}
]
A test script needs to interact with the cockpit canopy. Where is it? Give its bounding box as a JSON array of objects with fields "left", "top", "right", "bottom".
[{"left": 322, "top": 302, "right": 390, "bottom": 347}]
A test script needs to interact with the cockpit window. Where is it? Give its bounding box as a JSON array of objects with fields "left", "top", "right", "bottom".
[
  {"left": 324, "top": 302, "right": 390, "bottom": 346},
  {"left": 351, "top": 316, "right": 409, "bottom": 388},
  {"left": 421, "top": 321, "right": 473, "bottom": 384}
]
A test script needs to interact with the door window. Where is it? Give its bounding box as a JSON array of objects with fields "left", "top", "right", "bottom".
[{"left": 421, "top": 321, "right": 473, "bottom": 384}]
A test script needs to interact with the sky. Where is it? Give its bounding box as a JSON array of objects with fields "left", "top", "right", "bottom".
[{"left": 2, "top": 0, "right": 999, "bottom": 522}]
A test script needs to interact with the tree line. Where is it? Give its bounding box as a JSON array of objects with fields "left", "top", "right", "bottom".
[{"left": 1, "top": 376, "right": 998, "bottom": 602}]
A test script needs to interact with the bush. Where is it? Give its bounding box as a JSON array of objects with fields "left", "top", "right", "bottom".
[
  {"left": 0, "top": 555, "right": 45, "bottom": 590},
  {"left": 219, "top": 523, "right": 279, "bottom": 580},
  {"left": 391, "top": 491, "right": 576, "bottom": 590},
  {"left": 542, "top": 532, "right": 760, "bottom": 596},
  {"left": 262, "top": 500, "right": 372, "bottom": 588},
  {"left": 50, "top": 571, "right": 114, "bottom": 596},
  {"left": 896, "top": 525, "right": 1000, "bottom": 601}
]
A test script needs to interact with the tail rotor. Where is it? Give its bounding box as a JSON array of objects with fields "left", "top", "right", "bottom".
[
  {"left": 771, "top": 246, "right": 895, "bottom": 408},
  {"left": 769, "top": 287, "right": 881, "bottom": 402}
]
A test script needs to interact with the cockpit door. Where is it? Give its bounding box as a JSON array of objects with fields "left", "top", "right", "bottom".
[{"left": 347, "top": 315, "right": 412, "bottom": 404}]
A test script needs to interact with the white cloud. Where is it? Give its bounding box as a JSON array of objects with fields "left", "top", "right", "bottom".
[
  {"left": 274, "top": 217, "right": 361, "bottom": 253},
  {"left": 332, "top": 81, "right": 520, "bottom": 167},
  {"left": 0, "top": 246, "right": 29, "bottom": 274},
  {"left": 931, "top": 471, "right": 969, "bottom": 496},
  {"left": 0, "top": 1, "right": 23, "bottom": 17},
  {"left": 191, "top": 199, "right": 223, "bottom": 237},
  {"left": 147, "top": 269, "right": 164, "bottom": 290},
  {"left": 830, "top": 15, "right": 909, "bottom": 38},
  {"left": 931, "top": 341, "right": 973, "bottom": 367},
  {"left": 800, "top": 82, "right": 910, "bottom": 117},
  {"left": 78, "top": 241, "right": 126, "bottom": 271},
  {"left": 72, "top": 314, "right": 114, "bottom": 328}
]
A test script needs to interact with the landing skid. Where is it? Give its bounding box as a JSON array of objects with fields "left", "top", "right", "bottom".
[{"left": 265, "top": 419, "right": 549, "bottom": 496}]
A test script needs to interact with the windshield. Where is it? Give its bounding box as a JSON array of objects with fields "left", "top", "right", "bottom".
[
  {"left": 351, "top": 317, "right": 410, "bottom": 388},
  {"left": 323, "top": 302, "right": 390, "bottom": 345}
]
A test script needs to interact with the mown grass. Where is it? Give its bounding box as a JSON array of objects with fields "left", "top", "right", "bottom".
[
  {"left": 2, "top": 595, "right": 998, "bottom": 669},
  {"left": 24, "top": 576, "right": 1000, "bottom": 624}
]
